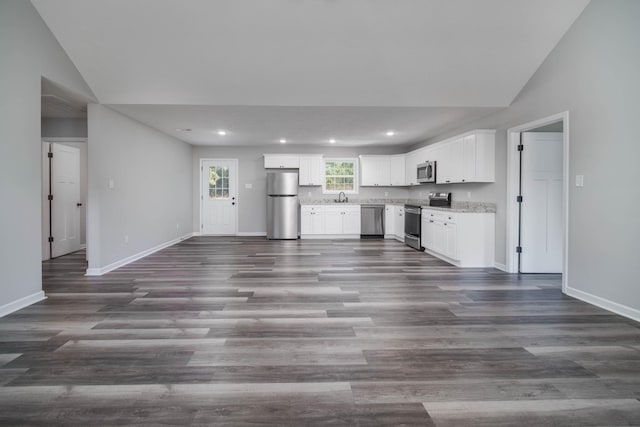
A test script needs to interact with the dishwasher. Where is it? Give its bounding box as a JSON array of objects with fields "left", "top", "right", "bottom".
[{"left": 361, "top": 205, "right": 385, "bottom": 238}]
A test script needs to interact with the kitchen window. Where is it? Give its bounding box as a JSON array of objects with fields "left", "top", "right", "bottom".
[{"left": 323, "top": 158, "right": 358, "bottom": 194}]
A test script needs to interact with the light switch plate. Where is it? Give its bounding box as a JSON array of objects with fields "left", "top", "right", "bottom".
[
  {"left": 244, "top": 183, "right": 252, "bottom": 189},
  {"left": 575, "top": 175, "right": 584, "bottom": 187},
  {"left": 108, "top": 178, "right": 115, "bottom": 189}
]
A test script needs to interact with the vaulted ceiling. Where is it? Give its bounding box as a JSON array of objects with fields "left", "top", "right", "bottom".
[{"left": 32, "top": 0, "right": 590, "bottom": 146}]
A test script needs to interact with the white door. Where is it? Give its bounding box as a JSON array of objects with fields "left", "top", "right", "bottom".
[
  {"left": 201, "top": 159, "right": 238, "bottom": 235},
  {"left": 520, "top": 132, "right": 563, "bottom": 273},
  {"left": 50, "top": 143, "right": 81, "bottom": 258}
]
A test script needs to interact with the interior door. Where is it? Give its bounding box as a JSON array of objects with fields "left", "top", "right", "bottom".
[
  {"left": 520, "top": 132, "right": 563, "bottom": 273},
  {"left": 51, "top": 143, "right": 81, "bottom": 258},
  {"left": 201, "top": 159, "right": 237, "bottom": 235}
]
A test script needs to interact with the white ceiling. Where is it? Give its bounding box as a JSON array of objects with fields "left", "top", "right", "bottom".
[
  {"left": 109, "top": 105, "right": 501, "bottom": 146},
  {"left": 32, "top": 0, "right": 589, "bottom": 145}
]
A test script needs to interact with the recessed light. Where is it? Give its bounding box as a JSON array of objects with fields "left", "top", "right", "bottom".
[
  {"left": 176, "top": 128, "right": 192, "bottom": 132},
  {"left": 217, "top": 130, "right": 227, "bottom": 136},
  {"left": 279, "top": 139, "right": 287, "bottom": 144},
  {"left": 329, "top": 139, "right": 336, "bottom": 144},
  {"left": 386, "top": 131, "right": 395, "bottom": 136}
]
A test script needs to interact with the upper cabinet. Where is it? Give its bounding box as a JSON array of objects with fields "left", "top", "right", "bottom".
[
  {"left": 264, "top": 154, "right": 300, "bottom": 169},
  {"left": 435, "top": 130, "right": 495, "bottom": 184},
  {"left": 360, "top": 155, "right": 390, "bottom": 186},
  {"left": 298, "top": 155, "right": 323, "bottom": 186},
  {"left": 389, "top": 155, "right": 406, "bottom": 186}
]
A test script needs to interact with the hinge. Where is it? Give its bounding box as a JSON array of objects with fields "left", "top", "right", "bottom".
[
  {"left": 516, "top": 195, "right": 523, "bottom": 203},
  {"left": 48, "top": 152, "right": 53, "bottom": 158},
  {"left": 48, "top": 236, "right": 54, "bottom": 243},
  {"left": 517, "top": 144, "right": 524, "bottom": 151},
  {"left": 201, "top": 166, "right": 203, "bottom": 171},
  {"left": 48, "top": 194, "right": 53, "bottom": 201},
  {"left": 516, "top": 246, "right": 522, "bottom": 253},
  {"left": 201, "top": 224, "right": 203, "bottom": 229},
  {"left": 201, "top": 195, "right": 203, "bottom": 200}
]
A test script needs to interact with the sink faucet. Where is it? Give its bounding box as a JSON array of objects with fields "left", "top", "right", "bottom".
[{"left": 338, "top": 191, "right": 347, "bottom": 203}]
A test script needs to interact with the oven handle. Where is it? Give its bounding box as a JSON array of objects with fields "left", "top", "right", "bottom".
[
  {"left": 405, "top": 234, "right": 419, "bottom": 241},
  {"left": 405, "top": 208, "right": 421, "bottom": 215}
]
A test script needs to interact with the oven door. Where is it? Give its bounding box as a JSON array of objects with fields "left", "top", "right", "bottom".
[{"left": 404, "top": 206, "right": 421, "bottom": 236}]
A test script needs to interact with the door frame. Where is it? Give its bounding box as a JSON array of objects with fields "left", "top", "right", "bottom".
[
  {"left": 199, "top": 158, "right": 239, "bottom": 236},
  {"left": 506, "top": 112, "right": 569, "bottom": 292}
]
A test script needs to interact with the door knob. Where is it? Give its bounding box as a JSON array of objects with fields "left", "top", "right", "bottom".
[
  {"left": 232, "top": 202, "right": 235, "bottom": 205},
  {"left": 77, "top": 203, "right": 83, "bottom": 207}
]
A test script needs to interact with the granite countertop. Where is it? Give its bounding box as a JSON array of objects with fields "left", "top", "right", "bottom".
[{"left": 299, "top": 198, "right": 496, "bottom": 213}]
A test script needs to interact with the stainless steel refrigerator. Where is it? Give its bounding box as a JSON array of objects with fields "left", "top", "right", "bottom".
[{"left": 266, "top": 171, "right": 299, "bottom": 239}]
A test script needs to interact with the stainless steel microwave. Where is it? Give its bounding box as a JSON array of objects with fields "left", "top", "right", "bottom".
[{"left": 417, "top": 161, "right": 436, "bottom": 183}]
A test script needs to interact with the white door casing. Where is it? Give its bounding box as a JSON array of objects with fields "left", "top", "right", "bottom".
[
  {"left": 50, "top": 143, "right": 81, "bottom": 258},
  {"left": 520, "top": 132, "right": 563, "bottom": 273},
  {"left": 201, "top": 159, "right": 238, "bottom": 235}
]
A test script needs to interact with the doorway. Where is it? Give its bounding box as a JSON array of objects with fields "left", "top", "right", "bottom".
[
  {"left": 506, "top": 112, "right": 569, "bottom": 288},
  {"left": 200, "top": 159, "right": 238, "bottom": 235}
]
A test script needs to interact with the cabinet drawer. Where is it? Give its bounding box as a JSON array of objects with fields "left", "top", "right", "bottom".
[
  {"left": 301, "top": 205, "right": 323, "bottom": 214},
  {"left": 423, "top": 210, "right": 457, "bottom": 224}
]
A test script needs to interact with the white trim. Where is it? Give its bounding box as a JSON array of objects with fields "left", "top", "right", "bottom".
[
  {"left": 494, "top": 262, "right": 507, "bottom": 272},
  {"left": 0, "top": 291, "right": 46, "bottom": 318},
  {"left": 79, "top": 244, "right": 86, "bottom": 250},
  {"left": 192, "top": 231, "right": 202, "bottom": 237},
  {"left": 505, "top": 111, "right": 570, "bottom": 295},
  {"left": 85, "top": 233, "right": 193, "bottom": 276},
  {"left": 199, "top": 158, "right": 239, "bottom": 236},
  {"left": 236, "top": 231, "right": 267, "bottom": 237},
  {"left": 566, "top": 286, "right": 640, "bottom": 323}
]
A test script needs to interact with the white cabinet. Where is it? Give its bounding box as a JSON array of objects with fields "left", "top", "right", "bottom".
[
  {"left": 390, "top": 155, "right": 406, "bottom": 186},
  {"left": 433, "top": 130, "right": 495, "bottom": 184},
  {"left": 421, "top": 209, "right": 494, "bottom": 267},
  {"left": 385, "top": 205, "right": 395, "bottom": 237},
  {"left": 301, "top": 206, "right": 324, "bottom": 235},
  {"left": 405, "top": 150, "right": 420, "bottom": 186},
  {"left": 264, "top": 155, "right": 300, "bottom": 169},
  {"left": 301, "top": 205, "right": 361, "bottom": 238},
  {"left": 394, "top": 205, "right": 404, "bottom": 240},
  {"left": 359, "top": 155, "right": 391, "bottom": 186},
  {"left": 299, "top": 156, "right": 323, "bottom": 186}
]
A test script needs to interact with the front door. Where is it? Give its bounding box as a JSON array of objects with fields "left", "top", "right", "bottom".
[
  {"left": 50, "top": 143, "right": 81, "bottom": 258},
  {"left": 520, "top": 132, "right": 563, "bottom": 273},
  {"left": 201, "top": 159, "right": 237, "bottom": 235}
]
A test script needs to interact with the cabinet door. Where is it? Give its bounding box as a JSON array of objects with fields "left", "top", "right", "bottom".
[
  {"left": 301, "top": 211, "right": 313, "bottom": 234},
  {"left": 405, "top": 151, "right": 419, "bottom": 186},
  {"left": 311, "top": 212, "right": 324, "bottom": 234},
  {"left": 395, "top": 207, "right": 404, "bottom": 238},
  {"left": 264, "top": 155, "right": 299, "bottom": 169},
  {"left": 360, "top": 156, "right": 390, "bottom": 186},
  {"left": 342, "top": 210, "right": 361, "bottom": 235},
  {"left": 433, "top": 221, "right": 447, "bottom": 253},
  {"left": 462, "top": 135, "right": 476, "bottom": 183},
  {"left": 448, "top": 138, "right": 464, "bottom": 183},
  {"left": 385, "top": 205, "right": 395, "bottom": 235},
  {"left": 324, "top": 210, "right": 343, "bottom": 234},
  {"left": 445, "top": 222, "right": 458, "bottom": 260},
  {"left": 389, "top": 155, "right": 406, "bottom": 186},
  {"left": 299, "top": 156, "right": 323, "bottom": 186}
]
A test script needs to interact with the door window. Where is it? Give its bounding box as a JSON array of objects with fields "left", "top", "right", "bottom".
[{"left": 209, "top": 166, "right": 230, "bottom": 199}]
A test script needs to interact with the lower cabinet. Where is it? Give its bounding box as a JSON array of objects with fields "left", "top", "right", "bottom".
[
  {"left": 301, "top": 205, "right": 361, "bottom": 238},
  {"left": 421, "top": 209, "right": 494, "bottom": 267},
  {"left": 385, "top": 205, "right": 405, "bottom": 241}
]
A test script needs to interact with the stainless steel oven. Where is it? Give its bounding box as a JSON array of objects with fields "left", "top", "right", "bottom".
[{"left": 404, "top": 204, "right": 424, "bottom": 251}]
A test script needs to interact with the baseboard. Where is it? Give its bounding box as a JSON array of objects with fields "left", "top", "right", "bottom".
[
  {"left": 0, "top": 291, "right": 46, "bottom": 318},
  {"left": 565, "top": 286, "right": 640, "bottom": 323},
  {"left": 79, "top": 244, "right": 87, "bottom": 250},
  {"left": 301, "top": 234, "right": 361, "bottom": 239},
  {"left": 192, "top": 231, "right": 201, "bottom": 236},
  {"left": 494, "top": 262, "right": 507, "bottom": 272},
  {"left": 86, "top": 233, "right": 193, "bottom": 276},
  {"left": 236, "top": 232, "right": 267, "bottom": 237}
]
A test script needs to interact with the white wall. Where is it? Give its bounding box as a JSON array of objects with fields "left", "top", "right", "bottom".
[
  {"left": 87, "top": 105, "right": 192, "bottom": 271},
  {"left": 192, "top": 145, "right": 409, "bottom": 234},
  {"left": 0, "top": 0, "right": 96, "bottom": 312},
  {"left": 411, "top": 0, "right": 640, "bottom": 314}
]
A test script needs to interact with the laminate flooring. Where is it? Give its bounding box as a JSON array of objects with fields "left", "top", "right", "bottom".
[{"left": 1, "top": 237, "right": 639, "bottom": 426}]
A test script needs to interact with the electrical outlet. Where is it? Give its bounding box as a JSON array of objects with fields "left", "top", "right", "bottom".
[
  {"left": 124, "top": 235, "right": 129, "bottom": 244},
  {"left": 245, "top": 183, "right": 252, "bottom": 189},
  {"left": 307, "top": 192, "right": 312, "bottom": 197},
  {"left": 384, "top": 191, "right": 389, "bottom": 197},
  {"left": 176, "top": 223, "right": 180, "bottom": 230},
  {"left": 575, "top": 175, "right": 584, "bottom": 187},
  {"left": 467, "top": 192, "right": 471, "bottom": 199},
  {"left": 108, "top": 178, "right": 115, "bottom": 189},
  {"left": 418, "top": 191, "right": 423, "bottom": 197}
]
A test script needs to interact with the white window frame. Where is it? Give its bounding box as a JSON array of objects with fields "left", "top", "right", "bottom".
[{"left": 322, "top": 157, "right": 359, "bottom": 194}]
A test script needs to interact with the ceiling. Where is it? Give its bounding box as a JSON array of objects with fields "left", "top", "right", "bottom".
[
  {"left": 41, "top": 78, "right": 88, "bottom": 119},
  {"left": 32, "top": 0, "right": 589, "bottom": 145}
]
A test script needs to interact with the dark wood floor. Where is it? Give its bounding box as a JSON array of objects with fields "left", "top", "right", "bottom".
[{"left": 1, "top": 237, "right": 639, "bottom": 426}]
